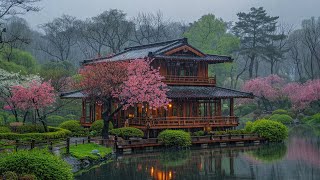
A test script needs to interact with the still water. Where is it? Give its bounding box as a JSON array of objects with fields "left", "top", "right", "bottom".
[{"left": 77, "top": 125, "right": 320, "bottom": 180}]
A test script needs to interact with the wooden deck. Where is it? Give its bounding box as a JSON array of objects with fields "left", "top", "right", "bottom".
[
  {"left": 162, "top": 75, "right": 216, "bottom": 86},
  {"left": 128, "top": 116, "right": 239, "bottom": 129},
  {"left": 116, "top": 134, "right": 265, "bottom": 152}
]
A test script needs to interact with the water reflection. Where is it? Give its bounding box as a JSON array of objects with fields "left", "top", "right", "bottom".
[{"left": 77, "top": 125, "right": 320, "bottom": 180}]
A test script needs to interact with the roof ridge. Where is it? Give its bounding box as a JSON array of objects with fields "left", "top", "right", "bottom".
[
  {"left": 124, "top": 38, "right": 187, "bottom": 51},
  {"left": 215, "top": 86, "right": 254, "bottom": 96}
]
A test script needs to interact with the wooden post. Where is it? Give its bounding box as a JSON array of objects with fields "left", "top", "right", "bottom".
[
  {"left": 82, "top": 139, "right": 85, "bottom": 144},
  {"left": 88, "top": 136, "right": 91, "bottom": 143},
  {"left": 66, "top": 138, "right": 70, "bottom": 154},
  {"left": 49, "top": 141, "right": 53, "bottom": 152},
  {"left": 15, "top": 140, "right": 19, "bottom": 152},
  {"left": 31, "top": 140, "right": 35, "bottom": 149},
  {"left": 75, "top": 140, "right": 78, "bottom": 146},
  {"left": 230, "top": 98, "right": 234, "bottom": 116}
]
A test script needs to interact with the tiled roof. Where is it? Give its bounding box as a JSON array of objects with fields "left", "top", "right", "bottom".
[
  {"left": 60, "top": 86, "right": 253, "bottom": 99},
  {"left": 167, "top": 86, "right": 254, "bottom": 99},
  {"left": 82, "top": 38, "right": 232, "bottom": 64}
]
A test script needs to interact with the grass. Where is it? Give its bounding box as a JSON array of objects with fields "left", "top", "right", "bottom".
[{"left": 69, "top": 143, "right": 112, "bottom": 160}]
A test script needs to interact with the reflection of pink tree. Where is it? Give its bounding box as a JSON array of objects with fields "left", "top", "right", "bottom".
[
  {"left": 242, "top": 75, "right": 284, "bottom": 110},
  {"left": 11, "top": 80, "right": 56, "bottom": 131},
  {"left": 78, "top": 59, "right": 170, "bottom": 138}
]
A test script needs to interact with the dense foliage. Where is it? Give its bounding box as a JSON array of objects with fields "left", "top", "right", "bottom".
[
  {"left": 0, "top": 127, "right": 71, "bottom": 140},
  {"left": 269, "top": 114, "right": 293, "bottom": 124},
  {"left": 109, "top": 127, "right": 144, "bottom": 139},
  {"left": 0, "top": 149, "right": 73, "bottom": 180},
  {"left": 246, "top": 119, "right": 288, "bottom": 142},
  {"left": 59, "top": 120, "right": 84, "bottom": 136},
  {"left": 158, "top": 130, "right": 192, "bottom": 148},
  {"left": 90, "top": 120, "right": 113, "bottom": 136}
]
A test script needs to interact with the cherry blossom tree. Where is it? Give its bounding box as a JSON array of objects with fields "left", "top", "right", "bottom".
[
  {"left": 283, "top": 80, "right": 320, "bottom": 110},
  {"left": 11, "top": 80, "right": 56, "bottom": 131},
  {"left": 0, "top": 68, "right": 41, "bottom": 122},
  {"left": 78, "top": 58, "right": 170, "bottom": 138},
  {"left": 242, "top": 75, "right": 285, "bottom": 111}
]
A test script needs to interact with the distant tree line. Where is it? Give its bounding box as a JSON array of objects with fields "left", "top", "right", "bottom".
[{"left": 0, "top": 3, "right": 320, "bottom": 89}]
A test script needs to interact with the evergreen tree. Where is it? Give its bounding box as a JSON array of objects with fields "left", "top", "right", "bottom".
[{"left": 233, "top": 7, "right": 282, "bottom": 78}]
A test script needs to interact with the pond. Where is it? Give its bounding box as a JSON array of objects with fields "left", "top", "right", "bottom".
[{"left": 76, "top": 125, "right": 320, "bottom": 180}]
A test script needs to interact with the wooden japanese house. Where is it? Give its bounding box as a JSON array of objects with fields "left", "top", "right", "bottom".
[{"left": 61, "top": 38, "right": 253, "bottom": 133}]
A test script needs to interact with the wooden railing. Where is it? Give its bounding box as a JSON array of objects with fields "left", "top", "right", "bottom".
[
  {"left": 162, "top": 76, "right": 216, "bottom": 86},
  {"left": 127, "top": 116, "right": 238, "bottom": 129}
]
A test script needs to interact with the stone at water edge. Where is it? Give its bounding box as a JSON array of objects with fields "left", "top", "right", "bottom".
[{"left": 91, "top": 149, "right": 100, "bottom": 155}]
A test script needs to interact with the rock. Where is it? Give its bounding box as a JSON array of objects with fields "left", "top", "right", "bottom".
[{"left": 91, "top": 149, "right": 99, "bottom": 154}]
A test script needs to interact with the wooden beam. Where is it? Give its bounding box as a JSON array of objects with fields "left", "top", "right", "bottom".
[
  {"left": 164, "top": 45, "right": 205, "bottom": 57},
  {"left": 230, "top": 98, "right": 234, "bottom": 116}
]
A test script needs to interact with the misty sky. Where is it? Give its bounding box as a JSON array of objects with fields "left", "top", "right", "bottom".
[{"left": 24, "top": 0, "right": 320, "bottom": 30}]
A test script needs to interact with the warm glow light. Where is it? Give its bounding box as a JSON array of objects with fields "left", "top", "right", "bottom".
[
  {"left": 168, "top": 104, "right": 172, "bottom": 108},
  {"left": 169, "top": 171, "right": 172, "bottom": 179},
  {"left": 128, "top": 114, "right": 134, "bottom": 118},
  {"left": 150, "top": 167, "right": 154, "bottom": 176}
]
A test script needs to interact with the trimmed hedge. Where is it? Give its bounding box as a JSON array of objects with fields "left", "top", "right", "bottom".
[
  {"left": 90, "top": 120, "right": 113, "bottom": 135},
  {"left": 0, "top": 149, "right": 73, "bottom": 180},
  {"left": 158, "top": 130, "right": 191, "bottom": 148},
  {"left": 109, "top": 127, "right": 144, "bottom": 139},
  {"left": 46, "top": 115, "right": 66, "bottom": 126},
  {"left": 59, "top": 120, "right": 84, "bottom": 136},
  {"left": 247, "top": 119, "right": 288, "bottom": 142},
  {"left": 269, "top": 114, "right": 293, "bottom": 124},
  {"left": 0, "top": 127, "right": 71, "bottom": 140},
  {"left": 0, "top": 126, "right": 11, "bottom": 133},
  {"left": 14, "top": 124, "right": 45, "bottom": 133}
]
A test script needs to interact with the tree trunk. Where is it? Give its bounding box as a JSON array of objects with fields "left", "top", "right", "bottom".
[
  {"left": 249, "top": 55, "right": 255, "bottom": 78},
  {"left": 23, "top": 111, "right": 29, "bottom": 124},
  {"left": 36, "top": 109, "right": 48, "bottom": 132},
  {"left": 255, "top": 59, "right": 259, "bottom": 78},
  {"left": 270, "top": 61, "right": 274, "bottom": 75}
]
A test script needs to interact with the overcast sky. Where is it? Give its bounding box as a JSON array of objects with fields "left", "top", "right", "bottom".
[{"left": 24, "top": 0, "right": 320, "bottom": 30}]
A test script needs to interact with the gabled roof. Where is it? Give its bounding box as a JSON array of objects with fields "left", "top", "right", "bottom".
[
  {"left": 82, "top": 38, "right": 232, "bottom": 65},
  {"left": 60, "top": 86, "right": 253, "bottom": 99}
]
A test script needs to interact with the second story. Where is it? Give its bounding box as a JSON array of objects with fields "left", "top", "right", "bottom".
[{"left": 82, "top": 38, "right": 233, "bottom": 86}]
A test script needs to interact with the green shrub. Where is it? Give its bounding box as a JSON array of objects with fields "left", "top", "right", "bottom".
[
  {"left": 65, "top": 114, "right": 77, "bottom": 120},
  {"left": 7, "top": 115, "right": 18, "bottom": 123},
  {"left": 250, "top": 119, "right": 288, "bottom": 142},
  {"left": 0, "top": 116, "right": 5, "bottom": 125},
  {"left": 269, "top": 114, "right": 293, "bottom": 124},
  {"left": 158, "top": 130, "right": 191, "bottom": 147},
  {"left": 297, "top": 113, "right": 304, "bottom": 120},
  {"left": 302, "top": 116, "right": 313, "bottom": 123},
  {"left": 192, "top": 130, "right": 205, "bottom": 136},
  {"left": 59, "top": 120, "right": 84, "bottom": 136},
  {"left": 0, "top": 111, "right": 10, "bottom": 121},
  {"left": 244, "top": 121, "right": 254, "bottom": 132},
  {"left": 212, "top": 131, "right": 227, "bottom": 135},
  {"left": 15, "top": 124, "right": 45, "bottom": 133},
  {"left": 46, "top": 115, "right": 66, "bottom": 126},
  {"left": 0, "top": 127, "right": 71, "bottom": 140},
  {"left": 2, "top": 171, "right": 18, "bottom": 180},
  {"left": 109, "top": 127, "right": 144, "bottom": 139},
  {"left": 304, "top": 108, "right": 317, "bottom": 116},
  {"left": 0, "top": 126, "right": 11, "bottom": 133},
  {"left": 272, "top": 109, "right": 288, "bottom": 115},
  {"left": 90, "top": 120, "right": 113, "bottom": 135},
  {"left": 0, "top": 149, "right": 73, "bottom": 180},
  {"left": 226, "top": 129, "right": 249, "bottom": 134}
]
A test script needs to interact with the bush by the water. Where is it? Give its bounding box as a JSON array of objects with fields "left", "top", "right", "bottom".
[
  {"left": 90, "top": 120, "right": 113, "bottom": 136},
  {"left": 0, "top": 127, "right": 71, "bottom": 140},
  {"left": 109, "top": 127, "right": 144, "bottom": 139},
  {"left": 246, "top": 119, "right": 288, "bottom": 142},
  {"left": 269, "top": 114, "right": 293, "bottom": 124},
  {"left": 303, "top": 113, "right": 320, "bottom": 125},
  {"left": 158, "top": 130, "right": 191, "bottom": 148},
  {"left": 59, "top": 120, "right": 84, "bottom": 136},
  {"left": 0, "top": 149, "right": 73, "bottom": 180}
]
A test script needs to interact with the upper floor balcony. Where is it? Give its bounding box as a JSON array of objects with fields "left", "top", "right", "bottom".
[{"left": 162, "top": 75, "right": 216, "bottom": 86}]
